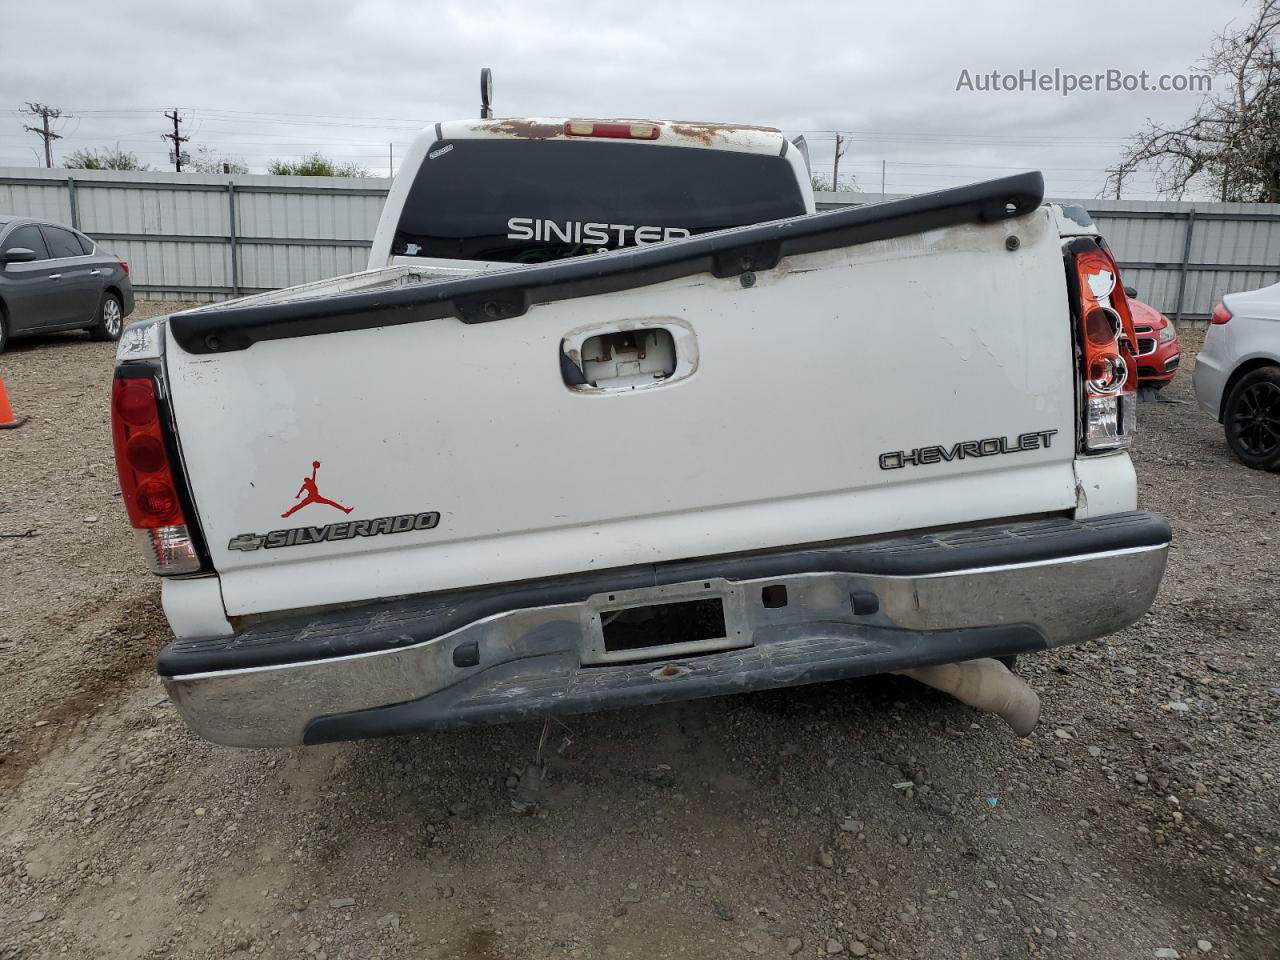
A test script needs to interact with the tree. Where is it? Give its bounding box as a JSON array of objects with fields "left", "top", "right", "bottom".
[
  {"left": 64, "top": 146, "right": 150, "bottom": 171},
  {"left": 188, "top": 145, "right": 249, "bottom": 174},
  {"left": 810, "top": 172, "right": 859, "bottom": 192},
  {"left": 1107, "top": 0, "right": 1280, "bottom": 201},
  {"left": 267, "top": 153, "right": 369, "bottom": 177}
]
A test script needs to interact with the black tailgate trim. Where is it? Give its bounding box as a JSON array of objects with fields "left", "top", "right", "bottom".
[
  {"left": 166, "top": 171, "right": 1045, "bottom": 355},
  {"left": 158, "top": 510, "right": 1167, "bottom": 677}
]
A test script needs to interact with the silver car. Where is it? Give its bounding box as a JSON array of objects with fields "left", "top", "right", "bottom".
[
  {"left": 0, "top": 216, "right": 134, "bottom": 352},
  {"left": 1193, "top": 283, "right": 1280, "bottom": 471}
]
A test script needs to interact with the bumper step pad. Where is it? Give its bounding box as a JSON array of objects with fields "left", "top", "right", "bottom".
[{"left": 302, "top": 623, "right": 1039, "bottom": 743}]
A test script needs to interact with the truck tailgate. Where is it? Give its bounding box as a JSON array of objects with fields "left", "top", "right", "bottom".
[{"left": 163, "top": 177, "right": 1080, "bottom": 617}]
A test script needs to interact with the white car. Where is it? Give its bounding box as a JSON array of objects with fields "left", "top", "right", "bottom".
[{"left": 1192, "top": 285, "right": 1280, "bottom": 471}]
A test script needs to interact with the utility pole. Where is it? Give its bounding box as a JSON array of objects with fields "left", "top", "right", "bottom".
[
  {"left": 1106, "top": 165, "right": 1126, "bottom": 200},
  {"left": 21, "top": 103, "right": 63, "bottom": 168},
  {"left": 389, "top": 143, "right": 394, "bottom": 177},
  {"left": 832, "top": 133, "right": 846, "bottom": 191},
  {"left": 162, "top": 109, "right": 188, "bottom": 172}
]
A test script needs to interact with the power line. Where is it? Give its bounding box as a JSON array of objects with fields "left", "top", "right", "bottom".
[{"left": 796, "top": 128, "right": 1131, "bottom": 143}]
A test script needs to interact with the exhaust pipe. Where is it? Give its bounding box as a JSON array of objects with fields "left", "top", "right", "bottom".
[{"left": 897, "top": 658, "right": 1041, "bottom": 736}]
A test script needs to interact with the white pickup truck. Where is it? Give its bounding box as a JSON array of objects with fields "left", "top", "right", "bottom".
[{"left": 112, "top": 118, "right": 1170, "bottom": 747}]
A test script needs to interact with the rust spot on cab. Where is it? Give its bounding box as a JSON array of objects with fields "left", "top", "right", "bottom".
[
  {"left": 669, "top": 121, "right": 781, "bottom": 144},
  {"left": 478, "top": 119, "right": 564, "bottom": 140}
]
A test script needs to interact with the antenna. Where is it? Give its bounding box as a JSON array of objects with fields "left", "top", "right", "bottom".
[{"left": 480, "top": 67, "right": 494, "bottom": 119}]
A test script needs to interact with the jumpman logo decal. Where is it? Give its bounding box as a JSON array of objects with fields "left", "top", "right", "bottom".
[{"left": 281, "top": 460, "right": 354, "bottom": 518}]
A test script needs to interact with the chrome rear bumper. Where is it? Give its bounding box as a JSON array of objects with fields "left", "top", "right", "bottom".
[{"left": 162, "top": 512, "right": 1170, "bottom": 747}]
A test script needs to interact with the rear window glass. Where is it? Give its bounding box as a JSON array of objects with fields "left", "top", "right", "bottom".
[{"left": 393, "top": 139, "right": 806, "bottom": 264}]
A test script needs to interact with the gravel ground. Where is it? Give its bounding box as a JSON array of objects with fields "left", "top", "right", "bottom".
[{"left": 0, "top": 314, "right": 1277, "bottom": 960}]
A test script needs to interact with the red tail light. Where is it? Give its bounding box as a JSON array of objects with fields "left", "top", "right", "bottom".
[
  {"left": 118, "top": 260, "right": 129, "bottom": 277},
  {"left": 563, "top": 120, "right": 659, "bottom": 141},
  {"left": 1210, "top": 302, "right": 1231, "bottom": 325},
  {"left": 1072, "top": 242, "right": 1137, "bottom": 451},
  {"left": 111, "top": 375, "right": 202, "bottom": 574}
]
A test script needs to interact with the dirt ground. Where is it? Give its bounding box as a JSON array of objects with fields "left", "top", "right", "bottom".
[{"left": 0, "top": 309, "right": 1277, "bottom": 960}]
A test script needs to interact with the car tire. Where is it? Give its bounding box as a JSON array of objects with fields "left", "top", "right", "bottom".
[
  {"left": 1222, "top": 366, "right": 1280, "bottom": 471},
  {"left": 0, "top": 306, "right": 8, "bottom": 354},
  {"left": 88, "top": 292, "right": 124, "bottom": 342}
]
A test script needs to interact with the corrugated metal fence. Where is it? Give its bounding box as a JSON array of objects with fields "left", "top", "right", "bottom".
[
  {"left": 820, "top": 192, "right": 1280, "bottom": 323},
  {"left": 0, "top": 167, "right": 390, "bottom": 302},
  {"left": 1082, "top": 200, "right": 1280, "bottom": 323},
  {"left": 3, "top": 167, "right": 1279, "bottom": 320}
]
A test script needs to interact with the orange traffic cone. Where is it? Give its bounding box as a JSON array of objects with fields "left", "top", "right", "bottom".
[{"left": 0, "top": 376, "right": 28, "bottom": 429}]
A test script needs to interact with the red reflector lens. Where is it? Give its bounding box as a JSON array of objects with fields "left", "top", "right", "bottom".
[
  {"left": 1210, "top": 303, "right": 1232, "bottom": 325},
  {"left": 126, "top": 433, "right": 167, "bottom": 473},
  {"left": 1083, "top": 307, "right": 1119, "bottom": 347},
  {"left": 118, "top": 260, "right": 130, "bottom": 276},
  {"left": 115, "top": 380, "right": 157, "bottom": 427},
  {"left": 112, "top": 375, "right": 188, "bottom": 531},
  {"left": 135, "top": 479, "right": 181, "bottom": 523}
]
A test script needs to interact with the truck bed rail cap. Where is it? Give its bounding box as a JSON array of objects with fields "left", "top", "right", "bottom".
[{"left": 167, "top": 171, "right": 1045, "bottom": 355}]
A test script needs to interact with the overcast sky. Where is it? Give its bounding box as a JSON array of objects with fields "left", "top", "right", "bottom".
[{"left": 0, "top": 0, "right": 1253, "bottom": 198}]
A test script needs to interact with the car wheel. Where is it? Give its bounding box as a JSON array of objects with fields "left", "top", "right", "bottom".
[
  {"left": 89, "top": 292, "right": 124, "bottom": 342},
  {"left": 0, "top": 307, "right": 8, "bottom": 354},
  {"left": 1222, "top": 366, "right": 1280, "bottom": 471}
]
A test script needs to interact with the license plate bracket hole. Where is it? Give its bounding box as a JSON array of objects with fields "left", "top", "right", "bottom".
[{"left": 601, "top": 597, "right": 727, "bottom": 652}]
